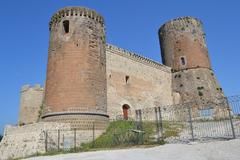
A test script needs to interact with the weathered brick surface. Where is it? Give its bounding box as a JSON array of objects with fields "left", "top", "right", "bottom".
[
  {"left": 43, "top": 7, "right": 108, "bottom": 129},
  {"left": 159, "top": 17, "right": 225, "bottom": 104},
  {"left": 172, "top": 68, "right": 224, "bottom": 103},
  {"left": 159, "top": 17, "right": 211, "bottom": 71}
]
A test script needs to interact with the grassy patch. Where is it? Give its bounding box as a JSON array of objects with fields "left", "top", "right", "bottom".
[
  {"left": 162, "top": 121, "right": 184, "bottom": 138},
  {"left": 81, "top": 120, "right": 165, "bottom": 150}
]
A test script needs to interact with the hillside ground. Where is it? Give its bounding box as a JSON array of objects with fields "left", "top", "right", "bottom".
[{"left": 25, "top": 139, "right": 240, "bottom": 160}]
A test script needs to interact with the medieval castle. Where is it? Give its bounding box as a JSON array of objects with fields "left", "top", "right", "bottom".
[
  {"left": 19, "top": 6, "right": 224, "bottom": 128},
  {"left": 0, "top": 6, "right": 225, "bottom": 159}
]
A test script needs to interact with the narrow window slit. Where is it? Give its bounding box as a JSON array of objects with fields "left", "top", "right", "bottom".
[{"left": 63, "top": 20, "right": 69, "bottom": 33}]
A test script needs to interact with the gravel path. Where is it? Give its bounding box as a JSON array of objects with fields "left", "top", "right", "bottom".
[{"left": 25, "top": 139, "right": 240, "bottom": 160}]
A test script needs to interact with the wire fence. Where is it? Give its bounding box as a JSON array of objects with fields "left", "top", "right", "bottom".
[
  {"left": 42, "top": 95, "right": 240, "bottom": 152},
  {"left": 136, "top": 95, "right": 240, "bottom": 143}
]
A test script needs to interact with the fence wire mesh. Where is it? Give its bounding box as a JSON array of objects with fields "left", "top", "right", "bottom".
[
  {"left": 136, "top": 95, "right": 240, "bottom": 143},
  {"left": 42, "top": 95, "right": 240, "bottom": 153}
]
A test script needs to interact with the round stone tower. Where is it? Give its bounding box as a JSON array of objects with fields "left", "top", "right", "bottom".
[
  {"left": 159, "top": 17, "right": 224, "bottom": 104},
  {"left": 42, "top": 7, "right": 108, "bottom": 130}
]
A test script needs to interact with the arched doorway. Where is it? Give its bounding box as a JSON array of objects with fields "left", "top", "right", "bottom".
[{"left": 122, "top": 104, "right": 130, "bottom": 120}]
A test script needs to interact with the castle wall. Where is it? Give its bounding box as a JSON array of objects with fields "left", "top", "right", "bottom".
[
  {"left": 19, "top": 84, "right": 44, "bottom": 125},
  {"left": 0, "top": 122, "right": 103, "bottom": 160},
  {"left": 106, "top": 44, "right": 173, "bottom": 119},
  {"left": 0, "top": 122, "right": 70, "bottom": 160}
]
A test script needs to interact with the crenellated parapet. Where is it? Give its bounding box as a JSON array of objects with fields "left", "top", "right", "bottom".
[
  {"left": 106, "top": 44, "right": 171, "bottom": 73},
  {"left": 49, "top": 6, "right": 104, "bottom": 31},
  {"left": 21, "top": 84, "right": 44, "bottom": 93},
  {"left": 159, "top": 16, "right": 203, "bottom": 33}
]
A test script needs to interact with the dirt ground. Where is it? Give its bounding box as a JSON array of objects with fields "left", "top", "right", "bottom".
[{"left": 26, "top": 139, "right": 240, "bottom": 160}]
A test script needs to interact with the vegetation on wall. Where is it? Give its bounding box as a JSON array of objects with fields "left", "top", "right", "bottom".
[
  {"left": 81, "top": 120, "right": 166, "bottom": 151},
  {"left": 38, "top": 105, "right": 44, "bottom": 120},
  {"left": 198, "top": 91, "right": 203, "bottom": 96}
]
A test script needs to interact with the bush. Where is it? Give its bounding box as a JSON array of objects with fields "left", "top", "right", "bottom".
[{"left": 0, "top": 135, "right": 2, "bottom": 142}]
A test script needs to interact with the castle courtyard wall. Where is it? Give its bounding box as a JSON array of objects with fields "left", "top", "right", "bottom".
[{"left": 106, "top": 44, "right": 173, "bottom": 119}]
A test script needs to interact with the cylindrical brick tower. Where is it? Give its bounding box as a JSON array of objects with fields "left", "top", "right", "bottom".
[
  {"left": 42, "top": 7, "right": 108, "bottom": 130},
  {"left": 159, "top": 17, "right": 225, "bottom": 105},
  {"left": 159, "top": 17, "right": 211, "bottom": 72}
]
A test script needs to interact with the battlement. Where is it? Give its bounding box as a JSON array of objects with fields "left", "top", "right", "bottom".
[
  {"left": 106, "top": 44, "right": 171, "bottom": 72},
  {"left": 21, "top": 84, "right": 44, "bottom": 92},
  {"left": 159, "top": 16, "right": 203, "bottom": 34},
  {"left": 49, "top": 6, "right": 104, "bottom": 30}
]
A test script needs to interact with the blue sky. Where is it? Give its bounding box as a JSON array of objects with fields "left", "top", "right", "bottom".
[{"left": 0, "top": 0, "right": 240, "bottom": 134}]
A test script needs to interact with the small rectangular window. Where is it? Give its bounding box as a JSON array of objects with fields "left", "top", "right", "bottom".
[
  {"left": 180, "top": 56, "right": 186, "bottom": 65},
  {"left": 63, "top": 20, "right": 69, "bottom": 33}
]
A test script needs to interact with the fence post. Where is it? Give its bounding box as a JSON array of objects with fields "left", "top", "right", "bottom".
[
  {"left": 62, "top": 134, "right": 65, "bottom": 150},
  {"left": 74, "top": 128, "right": 76, "bottom": 151},
  {"left": 139, "top": 110, "right": 143, "bottom": 144},
  {"left": 155, "top": 107, "right": 160, "bottom": 143},
  {"left": 92, "top": 122, "right": 95, "bottom": 147},
  {"left": 226, "top": 98, "right": 236, "bottom": 139},
  {"left": 187, "top": 106, "right": 194, "bottom": 142},
  {"left": 45, "top": 130, "right": 48, "bottom": 152},
  {"left": 57, "top": 129, "right": 60, "bottom": 151},
  {"left": 158, "top": 107, "right": 164, "bottom": 141},
  {"left": 135, "top": 110, "right": 140, "bottom": 130}
]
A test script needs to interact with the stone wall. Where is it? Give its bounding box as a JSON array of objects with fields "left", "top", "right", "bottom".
[
  {"left": 106, "top": 44, "right": 173, "bottom": 120},
  {"left": 19, "top": 84, "right": 44, "bottom": 125},
  {"left": 0, "top": 122, "right": 70, "bottom": 160},
  {"left": 172, "top": 68, "right": 224, "bottom": 103},
  {"left": 0, "top": 122, "right": 104, "bottom": 160}
]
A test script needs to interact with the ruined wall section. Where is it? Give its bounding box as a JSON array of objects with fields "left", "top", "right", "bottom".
[
  {"left": 0, "top": 122, "right": 70, "bottom": 160},
  {"left": 42, "top": 7, "right": 108, "bottom": 130},
  {"left": 172, "top": 68, "right": 224, "bottom": 103},
  {"left": 19, "top": 84, "right": 44, "bottom": 125},
  {"left": 106, "top": 44, "right": 173, "bottom": 119}
]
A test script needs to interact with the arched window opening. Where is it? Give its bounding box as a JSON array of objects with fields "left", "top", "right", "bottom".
[
  {"left": 63, "top": 20, "right": 69, "bottom": 33},
  {"left": 122, "top": 104, "right": 130, "bottom": 120}
]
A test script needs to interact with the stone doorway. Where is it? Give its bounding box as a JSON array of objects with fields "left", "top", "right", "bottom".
[{"left": 122, "top": 104, "right": 130, "bottom": 120}]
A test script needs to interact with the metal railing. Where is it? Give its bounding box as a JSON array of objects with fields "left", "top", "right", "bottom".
[
  {"left": 42, "top": 95, "right": 240, "bottom": 152},
  {"left": 135, "top": 95, "right": 240, "bottom": 143}
]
